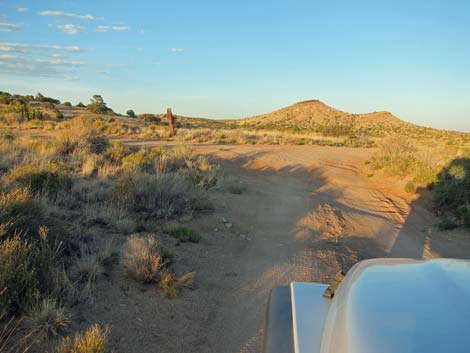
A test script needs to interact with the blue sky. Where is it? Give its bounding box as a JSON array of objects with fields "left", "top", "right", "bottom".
[{"left": 0, "top": 1, "right": 469, "bottom": 131}]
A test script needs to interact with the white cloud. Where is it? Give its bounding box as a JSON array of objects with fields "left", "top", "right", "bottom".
[
  {"left": 0, "top": 53, "right": 88, "bottom": 78},
  {"left": 39, "top": 10, "right": 100, "bottom": 20},
  {"left": 107, "top": 63, "right": 128, "bottom": 68},
  {"left": 96, "top": 70, "right": 109, "bottom": 75},
  {"left": 96, "top": 25, "right": 109, "bottom": 32},
  {"left": 0, "top": 22, "right": 24, "bottom": 32},
  {"left": 96, "top": 25, "right": 130, "bottom": 32},
  {"left": 0, "top": 42, "right": 84, "bottom": 53},
  {"left": 170, "top": 48, "right": 185, "bottom": 53},
  {"left": 111, "top": 26, "right": 129, "bottom": 31},
  {"left": 58, "top": 24, "right": 86, "bottom": 35},
  {"left": 17, "top": 8, "right": 29, "bottom": 13},
  {"left": 35, "top": 57, "right": 87, "bottom": 66}
]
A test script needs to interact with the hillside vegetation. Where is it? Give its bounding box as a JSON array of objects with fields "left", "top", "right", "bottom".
[
  {"left": 0, "top": 113, "right": 225, "bottom": 351},
  {"left": 1, "top": 89, "right": 470, "bottom": 215},
  {"left": 237, "top": 100, "right": 470, "bottom": 141}
]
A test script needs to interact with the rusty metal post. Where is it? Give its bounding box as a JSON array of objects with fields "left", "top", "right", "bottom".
[{"left": 167, "top": 107, "right": 177, "bottom": 137}]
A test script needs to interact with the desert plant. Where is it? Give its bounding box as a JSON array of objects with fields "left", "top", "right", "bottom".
[
  {"left": 0, "top": 224, "right": 63, "bottom": 316},
  {"left": 104, "top": 141, "right": 132, "bottom": 163},
  {"left": 58, "top": 117, "right": 108, "bottom": 155},
  {"left": 121, "top": 149, "right": 154, "bottom": 173},
  {"left": 53, "top": 109, "right": 64, "bottom": 120},
  {"left": 71, "top": 254, "right": 102, "bottom": 285},
  {"left": 405, "top": 181, "right": 416, "bottom": 193},
  {"left": 10, "top": 164, "right": 73, "bottom": 197},
  {"left": 0, "top": 235, "right": 37, "bottom": 314},
  {"left": 35, "top": 93, "right": 59, "bottom": 104},
  {"left": 227, "top": 181, "right": 244, "bottom": 194},
  {"left": 0, "top": 188, "right": 45, "bottom": 237},
  {"left": 53, "top": 324, "right": 110, "bottom": 353},
  {"left": 320, "top": 117, "right": 355, "bottom": 137},
  {"left": 433, "top": 158, "right": 470, "bottom": 228},
  {"left": 158, "top": 271, "right": 195, "bottom": 299},
  {"left": 0, "top": 313, "right": 44, "bottom": 353},
  {"left": 28, "top": 298, "right": 71, "bottom": 336},
  {"left": 86, "top": 95, "right": 113, "bottom": 115},
  {"left": 123, "top": 234, "right": 164, "bottom": 283},
  {"left": 126, "top": 109, "right": 136, "bottom": 118},
  {"left": 167, "top": 226, "right": 201, "bottom": 243},
  {"left": 137, "top": 114, "right": 161, "bottom": 123},
  {"left": 113, "top": 173, "right": 202, "bottom": 219}
]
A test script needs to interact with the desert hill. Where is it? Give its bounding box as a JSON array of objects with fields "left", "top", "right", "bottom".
[
  {"left": 228, "top": 99, "right": 470, "bottom": 140},
  {"left": 235, "top": 100, "right": 413, "bottom": 135},
  {"left": 1, "top": 91, "right": 468, "bottom": 140}
]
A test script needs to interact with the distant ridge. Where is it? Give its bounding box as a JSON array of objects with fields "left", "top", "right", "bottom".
[{"left": 235, "top": 99, "right": 416, "bottom": 136}]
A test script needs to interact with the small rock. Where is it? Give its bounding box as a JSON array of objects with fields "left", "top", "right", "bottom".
[
  {"left": 214, "top": 228, "right": 219, "bottom": 232},
  {"left": 221, "top": 217, "right": 228, "bottom": 223},
  {"left": 239, "top": 234, "right": 246, "bottom": 239},
  {"left": 225, "top": 222, "right": 233, "bottom": 229}
]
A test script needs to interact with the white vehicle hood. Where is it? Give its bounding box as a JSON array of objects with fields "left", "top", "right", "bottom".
[{"left": 293, "top": 258, "right": 470, "bottom": 353}]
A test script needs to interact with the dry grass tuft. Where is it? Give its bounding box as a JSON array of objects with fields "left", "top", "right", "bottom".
[
  {"left": 53, "top": 324, "right": 110, "bottom": 353},
  {"left": 158, "top": 271, "right": 196, "bottom": 299},
  {"left": 28, "top": 298, "right": 72, "bottom": 336},
  {"left": 123, "top": 234, "right": 164, "bottom": 283}
]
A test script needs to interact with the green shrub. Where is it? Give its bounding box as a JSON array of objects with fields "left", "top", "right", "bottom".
[
  {"left": 104, "top": 141, "right": 132, "bottom": 163},
  {"left": 122, "top": 150, "right": 154, "bottom": 173},
  {"left": 9, "top": 101, "right": 50, "bottom": 121},
  {"left": 86, "top": 95, "right": 113, "bottom": 115},
  {"left": 405, "top": 181, "right": 416, "bottom": 193},
  {"left": 0, "top": 235, "right": 37, "bottom": 315},
  {"left": 0, "top": 188, "right": 44, "bottom": 237},
  {"left": 28, "top": 298, "right": 71, "bottom": 336},
  {"left": 188, "top": 189, "right": 213, "bottom": 212},
  {"left": 320, "top": 117, "right": 355, "bottom": 137},
  {"left": 10, "top": 164, "right": 72, "bottom": 196},
  {"left": 137, "top": 114, "right": 161, "bottom": 123},
  {"left": 433, "top": 158, "right": 470, "bottom": 228},
  {"left": 167, "top": 226, "right": 201, "bottom": 243},
  {"left": 0, "top": 129, "right": 15, "bottom": 141},
  {"left": 35, "top": 93, "right": 60, "bottom": 104},
  {"left": 227, "top": 181, "right": 244, "bottom": 194},
  {"left": 438, "top": 216, "right": 459, "bottom": 231},
  {"left": 58, "top": 118, "right": 108, "bottom": 155},
  {"left": 63, "top": 102, "right": 72, "bottom": 107},
  {"left": 113, "top": 173, "right": 204, "bottom": 219},
  {"left": 53, "top": 109, "right": 64, "bottom": 120},
  {"left": 159, "top": 271, "right": 195, "bottom": 299}
]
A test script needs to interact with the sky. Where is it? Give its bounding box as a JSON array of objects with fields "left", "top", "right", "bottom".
[{"left": 0, "top": 0, "right": 469, "bottom": 131}]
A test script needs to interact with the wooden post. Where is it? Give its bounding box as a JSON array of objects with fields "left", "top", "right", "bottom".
[{"left": 167, "top": 107, "right": 177, "bottom": 137}]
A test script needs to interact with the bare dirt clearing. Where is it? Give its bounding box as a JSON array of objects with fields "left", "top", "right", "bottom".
[{"left": 82, "top": 143, "right": 470, "bottom": 353}]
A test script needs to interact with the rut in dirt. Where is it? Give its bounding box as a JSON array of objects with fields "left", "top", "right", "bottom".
[{"left": 198, "top": 147, "right": 405, "bottom": 353}]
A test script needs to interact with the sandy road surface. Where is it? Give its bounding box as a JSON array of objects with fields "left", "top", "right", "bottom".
[{"left": 87, "top": 142, "right": 470, "bottom": 353}]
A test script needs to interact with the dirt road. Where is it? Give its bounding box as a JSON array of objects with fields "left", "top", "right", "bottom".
[{"left": 88, "top": 143, "right": 470, "bottom": 353}]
